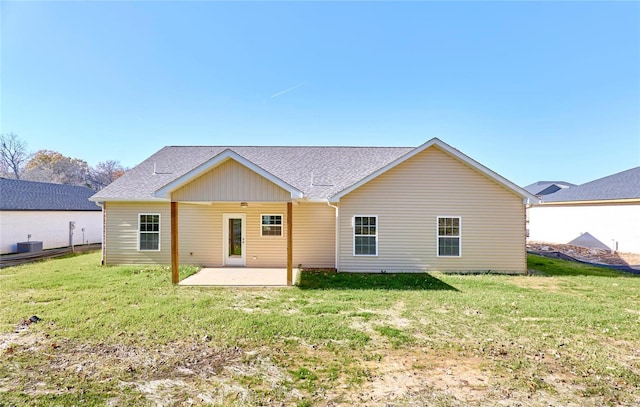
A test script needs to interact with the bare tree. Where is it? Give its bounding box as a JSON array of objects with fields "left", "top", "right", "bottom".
[
  {"left": 88, "top": 160, "right": 126, "bottom": 190},
  {"left": 0, "top": 133, "right": 30, "bottom": 179}
]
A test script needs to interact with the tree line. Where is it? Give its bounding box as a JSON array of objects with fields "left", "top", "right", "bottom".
[{"left": 0, "top": 133, "right": 126, "bottom": 191}]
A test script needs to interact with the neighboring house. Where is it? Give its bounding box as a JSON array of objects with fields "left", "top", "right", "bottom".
[
  {"left": 523, "top": 181, "right": 575, "bottom": 197},
  {"left": 0, "top": 178, "right": 102, "bottom": 254},
  {"left": 90, "top": 138, "right": 538, "bottom": 283},
  {"left": 527, "top": 167, "right": 640, "bottom": 253}
]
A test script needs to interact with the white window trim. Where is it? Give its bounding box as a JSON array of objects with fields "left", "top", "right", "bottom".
[
  {"left": 353, "top": 215, "right": 378, "bottom": 256},
  {"left": 436, "top": 216, "right": 461, "bottom": 258},
  {"left": 138, "top": 213, "right": 161, "bottom": 252},
  {"left": 260, "top": 214, "right": 283, "bottom": 237}
]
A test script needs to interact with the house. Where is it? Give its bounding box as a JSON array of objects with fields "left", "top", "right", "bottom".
[
  {"left": 523, "top": 181, "right": 575, "bottom": 197},
  {"left": 527, "top": 167, "right": 640, "bottom": 253},
  {"left": 89, "top": 138, "right": 538, "bottom": 283},
  {"left": 0, "top": 178, "right": 102, "bottom": 254}
]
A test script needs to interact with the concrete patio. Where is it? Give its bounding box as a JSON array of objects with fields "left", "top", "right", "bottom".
[{"left": 178, "top": 267, "right": 300, "bottom": 287}]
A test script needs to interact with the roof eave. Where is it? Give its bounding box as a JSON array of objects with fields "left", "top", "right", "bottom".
[
  {"left": 88, "top": 197, "right": 171, "bottom": 203},
  {"left": 537, "top": 198, "right": 640, "bottom": 205}
]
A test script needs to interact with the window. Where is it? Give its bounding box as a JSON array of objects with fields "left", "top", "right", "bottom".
[
  {"left": 139, "top": 214, "right": 160, "bottom": 251},
  {"left": 437, "top": 217, "right": 461, "bottom": 257},
  {"left": 261, "top": 214, "right": 282, "bottom": 236},
  {"left": 354, "top": 215, "right": 377, "bottom": 256}
]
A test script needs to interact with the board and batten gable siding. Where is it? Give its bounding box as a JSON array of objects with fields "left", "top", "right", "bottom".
[
  {"left": 338, "top": 146, "right": 526, "bottom": 273},
  {"left": 292, "top": 202, "right": 336, "bottom": 269},
  {"left": 171, "top": 159, "right": 291, "bottom": 202}
]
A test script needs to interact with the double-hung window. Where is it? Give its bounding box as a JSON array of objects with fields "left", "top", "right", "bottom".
[
  {"left": 261, "top": 215, "right": 282, "bottom": 236},
  {"left": 437, "top": 216, "right": 461, "bottom": 257},
  {"left": 139, "top": 214, "right": 160, "bottom": 251},
  {"left": 354, "top": 215, "right": 377, "bottom": 256}
]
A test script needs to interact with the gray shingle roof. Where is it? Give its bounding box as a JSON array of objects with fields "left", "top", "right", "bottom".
[
  {"left": 91, "top": 145, "right": 415, "bottom": 201},
  {"left": 0, "top": 178, "right": 100, "bottom": 211},
  {"left": 523, "top": 181, "right": 575, "bottom": 196},
  {"left": 542, "top": 167, "right": 640, "bottom": 202},
  {"left": 91, "top": 140, "right": 538, "bottom": 203}
]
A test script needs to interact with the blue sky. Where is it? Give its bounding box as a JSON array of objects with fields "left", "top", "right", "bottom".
[{"left": 1, "top": 1, "right": 639, "bottom": 187}]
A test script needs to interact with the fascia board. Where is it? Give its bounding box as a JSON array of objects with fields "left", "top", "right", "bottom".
[
  {"left": 88, "top": 197, "right": 170, "bottom": 203},
  {"left": 536, "top": 198, "right": 640, "bottom": 206}
]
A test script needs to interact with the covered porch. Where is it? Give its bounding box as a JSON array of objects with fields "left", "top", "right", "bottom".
[
  {"left": 179, "top": 267, "right": 300, "bottom": 287},
  {"left": 153, "top": 150, "right": 305, "bottom": 286}
]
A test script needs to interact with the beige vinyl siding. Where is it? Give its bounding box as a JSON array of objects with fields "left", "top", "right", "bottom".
[
  {"left": 171, "top": 159, "right": 291, "bottom": 202},
  {"left": 177, "top": 203, "right": 218, "bottom": 266},
  {"left": 292, "top": 202, "right": 336, "bottom": 269},
  {"left": 104, "top": 201, "right": 291, "bottom": 267},
  {"left": 104, "top": 202, "right": 171, "bottom": 265},
  {"left": 209, "top": 203, "right": 288, "bottom": 267},
  {"left": 338, "top": 146, "right": 526, "bottom": 273}
]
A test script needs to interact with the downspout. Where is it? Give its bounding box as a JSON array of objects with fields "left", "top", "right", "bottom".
[
  {"left": 523, "top": 197, "right": 535, "bottom": 276},
  {"left": 326, "top": 200, "right": 339, "bottom": 272},
  {"left": 96, "top": 202, "right": 105, "bottom": 265}
]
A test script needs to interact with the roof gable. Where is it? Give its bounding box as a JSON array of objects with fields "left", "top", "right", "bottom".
[
  {"left": 154, "top": 149, "right": 304, "bottom": 200},
  {"left": 90, "top": 145, "right": 412, "bottom": 202},
  {"left": 329, "top": 138, "right": 538, "bottom": 203},
  {"left": 0, "top": 178, "right": 100, "bottom": 211}
]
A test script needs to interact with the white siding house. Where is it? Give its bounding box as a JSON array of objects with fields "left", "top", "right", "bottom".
[
  {"left": 527, "top": 167, "right": 640, "bottom": 253},
  {"left": 0, "top": 178, "right": 102, "bottom": 254}
]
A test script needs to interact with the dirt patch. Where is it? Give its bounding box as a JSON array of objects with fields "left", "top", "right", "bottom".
[
  {"left": 363, "top": 350, "right": 489, "bottom": 401},
  {"left": 528, "top": 242, "right": 640, "bottom": 268},
  {"left": 0, "top": 329, "right": 293, "bottom": 404},
  {"left": 3, "top": 314, "right": 638, "bottom": 406}
]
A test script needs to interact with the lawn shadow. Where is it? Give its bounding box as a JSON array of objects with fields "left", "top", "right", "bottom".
[{"left": 297, "top": 271, "right": 458, "bottom": 291}]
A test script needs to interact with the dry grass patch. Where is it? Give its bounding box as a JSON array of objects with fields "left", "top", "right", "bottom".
[{"left": 1, "top": 252, "right": 639, "bottom": 406}]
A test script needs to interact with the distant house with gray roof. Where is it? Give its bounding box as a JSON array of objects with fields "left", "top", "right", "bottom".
[
  {"left": 0, "top": 178, "right": 102, "bottom": 254},
  {"left": 523, "top": 181, "right": 575, "bottom": 197},
  {"left": 90, "top": 138, "right": 538, "bottom": 283},
  {"left": 527, "top": 167, "right": 640, "bottom": 253}
]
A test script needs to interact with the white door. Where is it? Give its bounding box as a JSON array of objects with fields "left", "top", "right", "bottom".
[{"left": 223, "top": 213, "right": 245, "bottom": 266}]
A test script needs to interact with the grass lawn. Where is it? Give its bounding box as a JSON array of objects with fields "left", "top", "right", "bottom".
[{"left": 1, "top": 252, "right": 639, "bottom": 406}]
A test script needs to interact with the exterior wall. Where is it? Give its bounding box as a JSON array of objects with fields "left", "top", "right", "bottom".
[
  {"left": 103, "top": 201, "right": 291, "bottom": 267},
  {"left": 292, "top": 202, "right": 336, "bottom": 269},
  {"left": 528, "top": 203, "right": 640, "bottom": 253},
  {"left": 338, "top": 146, "right": 527, "bottom": 273},
  {"left": 0, "top": 210, "right": 102, "bottom": 254},
  {"left": 204, "top": 202, "right": 289, "bottom": 268},
  {"left": 104, "top": 200, "right": 337, "bottom": 268},
  {"left": 104, "top": 202, "right": 172, "bottom": 264},
  {"left": 172, "top": 159, "right": 291, "bottom": 202}
]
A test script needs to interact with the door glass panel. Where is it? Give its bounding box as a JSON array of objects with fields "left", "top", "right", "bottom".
[{"left": 228, "top": 218, "right": 242, "bottom": 256}]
